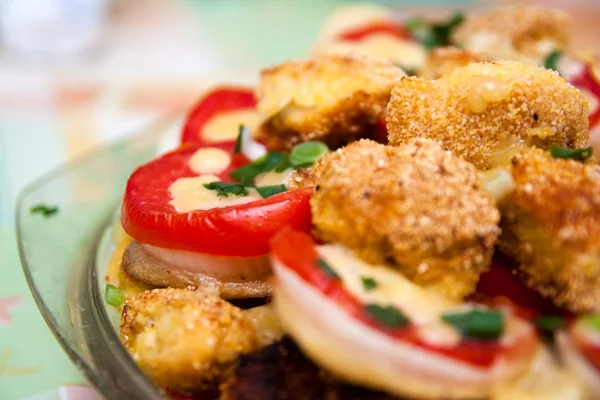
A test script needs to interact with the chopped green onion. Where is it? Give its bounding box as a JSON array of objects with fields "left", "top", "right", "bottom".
[
  {"left": 544, "top": 50, "right": 563, "bottom": 72},
  {"left": 256, "top": 184, "right": 287, "bottom": 198},
  {"left": 234, "top": 124, "right": 247, "bottom": 154},
  {"left": 550, "top": 145, "right": 593, "bottom": 161},
  {"left": 365, "top": 304, "right": 409, "bottom": 328},
  {"left": 229, "top": 152, "right": 289, "bottom": 183},
  {"left": 105, "top": 284, "right": 124, "bottom": 307},
  {"left": 534, "top": 316, "right": 566, "bottom": 334},
  {"left": 582, "top": 314, "right": 600, "bottom": 331},
  {"left": 406, "top": 11, "right": 464, "bottom": 49},
  {"left": 315, "top": 258, "right": 339, "bottom": 279},
  {"left": 30, "top": 204, "right": 59, "bottom": 217},
  {"left": 203, "top": 181, "right": 251, "bottom": 197},
  {"left": 289, "top": 141, "right": 329, "bottom": 168},
  {"left": 361, "top": 277, "right": 379, "bottom": 291},
  {"left": 442, "top": 309, "right": 504, "bottom": 340}
]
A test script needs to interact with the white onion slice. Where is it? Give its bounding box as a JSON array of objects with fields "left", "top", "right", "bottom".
[
  {"left": 557, "top": 329, "right": 600, "bottom": 398},
  {"left": 481, "top": 168, "right": 516, "bottom": 202},
  {"left": 272, "top": 257, "right": 533, "bottom": 399},
  {"left": 143, "top": 243, "right": 270, "bottom": 282},
  {"left": 239, "top": 125, "right": 267, "bottom": 161}
]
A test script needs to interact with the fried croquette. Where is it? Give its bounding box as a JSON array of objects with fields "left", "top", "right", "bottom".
[
  {"left": 387, "top": 61, "right": 589, "bottom": 170},
  {"left": 120, "top": 288, "right": 261, "bottom": 392},
  {"left": 419, "top": 46, "right": 488, "bottom": 80},
  {"left": 453, "top": 5, "right": 571, "bottom": 63},
  {"left": 257, "top": 54, "right": 405, "bottom": 150},
  {"left": 498, "top": 148, "right": 600, "bottom": 314},
  {"left": 221, "top": 337, "right": 399, "bottom": 400},
  {"left": 311, "top": 138, "right": 500, "bottom": 300}
]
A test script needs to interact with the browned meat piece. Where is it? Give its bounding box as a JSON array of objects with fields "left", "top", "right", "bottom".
[{"left": 121, "top": 240, "right": 272, "bottom": 299}]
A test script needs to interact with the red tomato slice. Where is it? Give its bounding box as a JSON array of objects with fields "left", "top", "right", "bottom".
[
  {"left": 181, "top": 86, "right": 257, "bottom": 145},
  {"left": 122, "top": 143, "right": 312, "bottom": 257},
  {"left": 337, "top": 21, "right": 411, "bottom": 42},
  {"left": 569, "top": 63, "right": 600, "bottom": 130},
  {"left": 475, "top": 255, "right": 563, "bottom": 320},
  {"left": 270, "top": 228, "right": 537, "bottom": 368}
]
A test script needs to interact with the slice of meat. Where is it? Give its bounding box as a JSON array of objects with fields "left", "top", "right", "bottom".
[
  {"left": 122, "top": 240, "right": 272, "bottom": 299},
  {"left": 220, "top": 337, "right": 402, "bottom": 400}
]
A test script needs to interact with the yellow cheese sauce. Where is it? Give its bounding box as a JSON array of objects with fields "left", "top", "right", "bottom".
[
  {"left": 317, "top": 244, "right": 463, "bottom": 346},
  {"left": 202, "top": 109, "right": 264, "bottom": 143},
  {"left": 526, "top": 127, "right": 556, "bottom": 140},
  {"left": 490, "top": 135, "right": 527, "bottom": 168},
  {"left": 168, "top": 175, "right": 260, "bottom": 213},
  {"left": 465, "top": 75, "right": 513, "bottom": 113},
  {"left": 188, "top": 147, "right": 231, "bottom": 175},
  {"left": 105, "top": 222, "right": 153, "bottom": 308},
  {"left": 254, "top": 169, "right": 293, "bottom": 187}
]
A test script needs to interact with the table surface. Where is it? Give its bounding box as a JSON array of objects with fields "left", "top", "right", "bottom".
[{"left": 0, "top": 0, "right": 598, "bottom": 399}]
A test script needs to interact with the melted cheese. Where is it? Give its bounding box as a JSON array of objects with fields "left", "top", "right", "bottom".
[
  {"left": 320, "top": 34, "right": 427, "bottom": 70},
  {"left": 317, "top": 244, "right": 462, "bottom": 346},
  {"left": 188, "top": 147, "right": 231, "bottom": 175},
  {"left": 169, "top": 175, "right": 260, "bottom": 212},
  {"left": 465, "top": 75, "right": 513, "bottom": 113},
  {"left": 526, "top": 127, "right": 556, "bottom": 140},
  {"left": 255, "top": 169, "right": 293, "bottom": 187},
  {"left": 202, "top": 110, "right": 264, "bottom": 143},
  {"left": 490, "top": 135, "right": 526, "bottom": 168}
]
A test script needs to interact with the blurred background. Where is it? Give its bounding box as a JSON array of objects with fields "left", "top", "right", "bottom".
[{"left": 0, "top": 0, "right": 599, "bottom": 399}]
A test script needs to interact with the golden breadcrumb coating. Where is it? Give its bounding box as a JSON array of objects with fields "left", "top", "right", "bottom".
[
  {"left": 257, "top": 54, "right": 405, "bottom": 150},
  {"left": 498, "top": 148, "right": 600, "bottom": 314},
  {"left": 311, "top": 138, "right": 500, "bottom": 299},
  {"left": 453, "top": 5, "right": 571, "bottom": 62},
  {"left": 419, "top": 46, "right": 488, "bottom": 80},
  {"left": 120, "top": 288, "right": 259, "bottom": 392},
  {"left": 387, "top": 61, "right": 589, "bottom": 170}
]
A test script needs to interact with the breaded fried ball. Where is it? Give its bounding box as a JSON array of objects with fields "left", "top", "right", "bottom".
[
  {"left": 311, "top": 138, "right": 500, "bottom": 299},
  {"left": 257, "top": 54, "right": 405, "bottom": 150},
  {"left": 498, "top": 148, "right": 600, "bottom": 313},
  {"left": 419, "top": 46, "right": 488, "bottom": 80},
  {"left": 120, "top": 288, "right": 259, "bottom": 392},
  {"left": 453, "top": 5, "right": 571, "bottom": 63},
  {"left": 387, "top": 61, "right": 589, "bottom": 170}
]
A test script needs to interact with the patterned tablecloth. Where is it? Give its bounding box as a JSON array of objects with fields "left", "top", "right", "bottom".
[{"left": 0, "top": 0, "right": 596, "bottom": 399}]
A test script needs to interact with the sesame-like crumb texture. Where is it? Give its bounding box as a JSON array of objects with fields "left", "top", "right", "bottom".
[
  {"left": 257, "top": 54, "right": 405, "bottom": 150},
  {"left": 499, "top": 148, "right": 600, "bottom": 313},
  {"left": 387, "top": 60, "right": 589, "bottom": 170},
  {"left": 311, "top": 138, "right": 500, "bottom": 299},
  {"left": 420, "top": 46, "right": 488, "bottom": 80},
  {"left": 120, "top": 288, "right": 259, "bottom": 392},
  {"left": 453, "top": 5, "right": 571, "bottom": 56}
]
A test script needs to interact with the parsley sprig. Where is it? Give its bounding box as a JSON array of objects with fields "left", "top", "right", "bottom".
[
  {"left": 30, "top": 204, "right": 59, "bottom": 217},
  {"left": 405, "top": 11, "right": 464, "bottom": 50}
]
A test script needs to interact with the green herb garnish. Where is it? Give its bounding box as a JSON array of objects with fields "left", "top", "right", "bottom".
[
  {"left": 582, "top": 314, "right": 600, "bottom": 331},
  {"left": 256, "top": 184, "right": 287, "bottom": 198},
  {"left": 442, "top": 309, "right": 504, "bottom": 340},
  {"left": 361, "top": 277, "right": 379, "bottom": 291},
  {"left": 289, "top": 141, "right": 329, "bottom": 168},
  {"left": 550, "top": 145, "right": 593, "bottom": 161},
  {"left": 544, "top": 50, "right": 563, "bottom": 72},
  {"left": 105, "top": 284, "right": 124, "bottom": 307},
  {"left": 534, "top": 316, "right": 566, "bottom": 334},
  {"left": 203, "top": 181, "right": 252, "bottom": 197},
  {"left": 30, "top": 204, "right": 59, "bottom": 217},
  {"left": 315, "top": 258, "right": 339, "bottom": 279},
  {"left": 229, "top": 152, "right": 289, "bottom": 183},
  {"left": 234, "top": 124, "right": 246, "bottom": 154},
  {"left": 405, "top": 11, "right": 464, "bottom": 49},
  {"left": 365, "top": 304, "right": 409, "bottom": 328}
]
